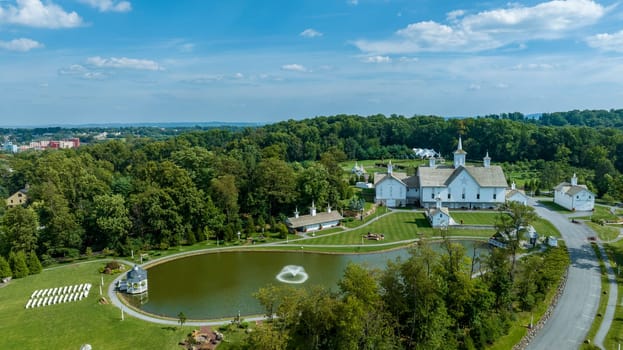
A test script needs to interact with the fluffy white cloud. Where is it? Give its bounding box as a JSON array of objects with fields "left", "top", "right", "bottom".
[
  {"left": 87, "top": 56, "right": 163, "bottom": 71},
  {"left": 78, "top": 0, "right": 131, "bottom": 13},
  {"left": 355, "top": 0, "right": 606, "bottom": 53},
  {"left": 58, "top": 64, "right": 106, "bottom": 79},
  {"left": 446, "top": 9, "right": 465, "bottom": 21},
  {"left": 363, "top": 55, "right": 391, "bottom": 63},
  {"left": 281, "top": 64, "right": 307, "bottom": 72},
  {"left": 0, "top": 38, "right": 43, "bottom": 51},
  {"left": 300, "top": 28, "right": 322, "bottom": 38},
  {"left": 0, "top": 0, "right": 83, "bottom": 28},
  {"left": 587, "top": 30, "right": 623, "bottom": 52}
]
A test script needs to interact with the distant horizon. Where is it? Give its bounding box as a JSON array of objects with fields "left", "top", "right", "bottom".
[
  {"left": 1, "top": 0, "right": 622, "bottom": 125},
  {"left": 0, "top": 110, "right": 550, "bottom": 129}
]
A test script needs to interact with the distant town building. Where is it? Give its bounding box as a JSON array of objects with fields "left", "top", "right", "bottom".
[
  {"left": 374, "top": 136, "right": 508, "bottom": 209},
  {"left": 9, "top": 138, "right": 81, "bottom": 152},
  {"left": 351, "top": 162, "right": 366, "bottom": 177},
  {"left": 6, "top": 187, "right": 28, "bottom": 207},
  {"left": 286, "top": 202, "right": 343, "bottom": 233},
  {"left": 554, "top": 173, "right": 595, "bottom": 211},
  {"left": 2, "top": 141, "right": 18, "bottom": 153}
]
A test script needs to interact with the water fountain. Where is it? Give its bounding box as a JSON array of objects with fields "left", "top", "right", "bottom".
[{"left": 275, "top": 265, "right": 309, "bottom": 284}]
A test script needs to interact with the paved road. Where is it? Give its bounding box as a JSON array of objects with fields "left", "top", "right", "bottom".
[{"left": 527, "top": 202, "right": 602, "bottom": 350}]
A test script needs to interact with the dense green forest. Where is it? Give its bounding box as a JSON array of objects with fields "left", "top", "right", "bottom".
[
  {"left": 245, "top": 239, "right": 568, "bottom": 350},
  {"left": 1, "top": 112, "right": 623, "bottom": 261}
]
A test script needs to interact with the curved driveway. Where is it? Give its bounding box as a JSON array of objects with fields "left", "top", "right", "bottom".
[{"left": 527, "top": 201, "right": 602, "bottom": 350}]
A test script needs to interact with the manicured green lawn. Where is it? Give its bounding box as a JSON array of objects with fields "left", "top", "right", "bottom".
[
  {"left": 0, "top": 261, "right": 192, "bottom": 349},
  {"left": 450, "top": 211, "right": 501, "bottom": 225},
  {"left": 302, "top": 212, "right": 495, "bottom": 246},
  {"left": 532, "top": 217, "right": 562, "bottom": 238},
  {"left": 576, "top": 205, "right": 623, "bottom": 223},
  {"left": 586, "top": 222, "right": 621, "bottom": 241},
  {"left": 538, "top": 199, "right": 572, "bottom": 213}
]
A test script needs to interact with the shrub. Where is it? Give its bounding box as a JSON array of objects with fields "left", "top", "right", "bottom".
[
  {"left": 40, "top": 254, "right": 55, "bottom": 267},
  {"left": 0, "top": 256, "right": 11, "bottom": 279},
  {"left": 26, "top": 251, "right": 42, "bottom": 275},
  {"left": 9, "top": 251, "right": 29, "bottom": 278}
]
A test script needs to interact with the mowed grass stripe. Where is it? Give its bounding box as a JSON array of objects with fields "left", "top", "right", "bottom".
[{"left": 303, "top": 212, "right": 495, "bottom": 245}]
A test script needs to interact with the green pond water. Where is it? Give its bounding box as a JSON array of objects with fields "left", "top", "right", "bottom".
[{"left": 128, "top": 241, "right": 487, "bottom": 319}]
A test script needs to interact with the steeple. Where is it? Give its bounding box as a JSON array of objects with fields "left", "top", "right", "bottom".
[
  {"left": 429, "top": 157, "right": 436, "bottom": 168},
  {"left": 435, "top": 195, "right": 442, "bottom": 209},
  {"left": 387, "top": 160, "right": 393, "bottom": 175},
  {"left": 571, "top": 173, "right": 578, "bottom": 186},
  {"left": 310, "top": 201, "right": 317, "bottom": 216},
  {"left": 483, "top": 151, "right": 491, "bottom": 168},
  {"left": 453, "top": 136, "right": 466, "bottom": 168},
  {"left": 511, "top": 181, "right": 516, "bottom": 190},
  {"left": 294, "top": 207, "right": 299, "bottom": 219}
]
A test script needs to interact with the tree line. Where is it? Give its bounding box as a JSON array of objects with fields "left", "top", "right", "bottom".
[
  {"left": 245, "top": 235, "right": 569, "bottom": 350},
  {"left": 1, "top": 112, "right": 622, "bottom": 267}
]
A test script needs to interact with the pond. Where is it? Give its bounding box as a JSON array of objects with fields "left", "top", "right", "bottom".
[{"left": 126, "top": 241, "right": 487, "bottom": 319}]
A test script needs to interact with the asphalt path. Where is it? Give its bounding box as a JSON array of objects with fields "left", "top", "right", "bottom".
[
  {"left": 594, "top": 243, "right": 617, "bottom": 349},
  {"left": 527, "top": 201, "right": 602, "bottom": 350}
]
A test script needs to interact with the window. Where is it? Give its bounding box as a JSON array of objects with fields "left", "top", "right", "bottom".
[
  {"left": 576, "top": 195, "right": 579, "bottom": 199},
  {"left": 462, "top": 193, "right": 465, "bottom": 199},
  {"left": 476, "top": 194, "right": 480, "bottom": 199},
  {"left": 493, "top": 194, "right": 497, "bottom": 200},
  {"left": 448, "top": 193, "right": 451, "bottom": 199},
  {"left": 432, "top": 193, "right": 435, "bottom": 199}
]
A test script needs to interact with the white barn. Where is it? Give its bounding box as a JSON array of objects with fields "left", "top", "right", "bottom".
[
  {"left": 554, "top": 174, "right": 595, "bottom": 211},
  {"left": 506, "top": 182, "right": 529, "bottom": 205},
  {"left": 374, "top": 136, "right": 508, "bottom": 209},
  {"left": 426, "top": 197, "right": 455, "bottom": 228},
  {"left": 286, "top": 202, "right": 343, "bottom": 233}
]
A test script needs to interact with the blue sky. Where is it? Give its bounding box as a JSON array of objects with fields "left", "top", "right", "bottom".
[{"left": 1, "top": 0, "right": 623, "bottom": 126}]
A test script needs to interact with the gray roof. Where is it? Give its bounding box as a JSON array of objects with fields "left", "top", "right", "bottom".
[
  {"left": 127, "top": 265, "right": 147, "bottom": 282},
  {"left": 417, "top": 165, "right": 507, "bottom": 188},
  {"left": 417, "top": 166, "right": 455, "bottom": 187},
  {"left": 287, "top": 211, "right": 344, "bottom": 228},
  {"left": 428, "top": 207, "right": 450, "bottom": 217},
  {"left": 374, "top": 172, "right": 409, "bottom": 186},
  {"left": 555, "top": 182, "right": 594, "bottom": 196},
  {"left": 506, "top": 189, "right": 527, "bottom": 199}
]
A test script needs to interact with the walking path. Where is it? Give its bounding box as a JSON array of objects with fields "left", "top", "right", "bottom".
[
  {"left": 105, "top": 208, "right": 409, "bottom": 326},
  {"left": 594, "top": 242, "right": 617, "bottom": 349},
  {"left": 527, "top": 200, "right": 603, "bottom": 350}
]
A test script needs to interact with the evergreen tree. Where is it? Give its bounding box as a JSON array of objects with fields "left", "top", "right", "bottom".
[
  {"left": 26, "top": 251, "right": 42, "bottom": 275},
  {"left": 186, "top": 230, "right": 197, "bottom": 245},
  {"left": 0, "top": 256, "right": 11, "bottom": 279},
  {"left": 9, "top": 251, "right": 29, "bottom": 278}
]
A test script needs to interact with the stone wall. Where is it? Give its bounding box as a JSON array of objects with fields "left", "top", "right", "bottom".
[{"left": 512, "top": 268, "right": 569, "bottom": 350}]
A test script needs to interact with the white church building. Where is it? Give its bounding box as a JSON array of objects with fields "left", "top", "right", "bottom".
[
  {"left": 374, "top": 136, "right": 508, "bottom": 209},
  {"left": 554, "top": 173, "right": 595, "bottom": 211}
]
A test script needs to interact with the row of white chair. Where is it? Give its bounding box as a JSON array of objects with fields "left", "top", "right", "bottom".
[
  {"left": 30, "top": 283, "right": 92, "bottom": 299},
  {"left": 26, "top": 284, "right": 92, "bottom": 309},
  {"left": 26, "top": 290, "right": 90, "bottom": 309}
]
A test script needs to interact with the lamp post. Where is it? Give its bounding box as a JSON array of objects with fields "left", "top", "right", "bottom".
[{"left": 237, "top": 231, "right": 241, "bottom": 242}]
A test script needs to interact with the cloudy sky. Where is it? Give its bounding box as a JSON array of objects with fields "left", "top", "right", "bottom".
[{"left": 1, "top": 0, "right": 623, "bottom": 126}]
